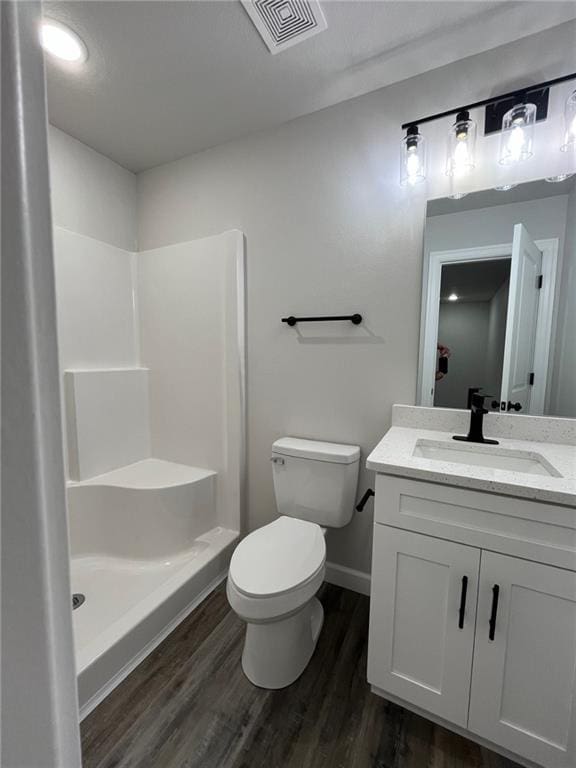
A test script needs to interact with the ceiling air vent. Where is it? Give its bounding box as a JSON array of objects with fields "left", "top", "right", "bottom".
[{"left": 241, "top": 0, "right": 327, "bottom": 54}]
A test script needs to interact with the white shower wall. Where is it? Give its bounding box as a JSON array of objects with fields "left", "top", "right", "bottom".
[
  {"left": 53, "top": 227, "right": 139, "bottom": 478},
  {"left": 53, "top": 225, "right": 244, "bottom": 532},
  {"left": 53, "top": 227, "right": 139, "bottom": 371},
  {"left": 138, "top": 231, "right": 245, "bottom": 532}
]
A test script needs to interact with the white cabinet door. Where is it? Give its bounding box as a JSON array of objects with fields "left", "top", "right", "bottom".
[
  {"left": 368, "top": 526, "right": 480, "bottom": 726},
  {"left": 500, "top": 223, "right": 542, "bottom": 413},
  {"left": 469, "top": 552, "right": 576, "bottom": 768}
]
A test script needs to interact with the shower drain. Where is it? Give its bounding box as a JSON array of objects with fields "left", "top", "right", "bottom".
[{"left": 72, "top": 593, "right": 85, "bottom": 610}]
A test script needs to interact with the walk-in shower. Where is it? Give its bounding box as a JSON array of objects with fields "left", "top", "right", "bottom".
[{"left": 53, "top": 226, "right": 245, "bottom": 717}]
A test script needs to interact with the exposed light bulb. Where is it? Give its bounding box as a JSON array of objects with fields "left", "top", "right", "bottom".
[
  {"left": 506, "top": 125, "right": 525, "bottom": 163},
  {"left": 446, "top": 111, "right": 476, "bottom": 177},
  {"left": 448, "top": 293, "right": 459, "bottom": 302},
  {"left": 400, "top": 126, "right": 426, "bottom": 186},
  {"left": 40, "top": 19, "right": 87, "bottom": 62},
  {"left": 499, "top": 103, "right": 536, "bottom": 165},
  {"left": 406, "top": 149, "right": 421, "bottom": 184},
  {"left": 453, "top": 140, "right": 470, "bottom": 170}
]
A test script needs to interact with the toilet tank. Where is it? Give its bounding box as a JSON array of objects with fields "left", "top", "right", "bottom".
[{"left": 271, "top": 437, "right": 360, "bottom": 528}]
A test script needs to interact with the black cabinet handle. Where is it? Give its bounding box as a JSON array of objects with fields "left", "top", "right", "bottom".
[
  {"left": 488, "top": 584, "right": 500, "bottom": 641},
  {"left": 458, "top": 576, "right": 468, "bottom": 629},
  {"left": 507, "top": 401, "right": 522, "bottom": 412}
]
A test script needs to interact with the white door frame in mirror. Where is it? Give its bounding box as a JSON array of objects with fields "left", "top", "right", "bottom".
[{"left": 417, "top": 239, "right": 558, "bottom": 415}]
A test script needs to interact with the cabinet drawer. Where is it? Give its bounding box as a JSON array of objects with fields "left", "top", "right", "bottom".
[{"left": 375, "top": 475, "right": 576, "bottom": 570}]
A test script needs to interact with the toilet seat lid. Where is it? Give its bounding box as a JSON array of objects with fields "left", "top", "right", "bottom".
[{"left": 229, "top": 517, "right": 326, "bottom": 598}]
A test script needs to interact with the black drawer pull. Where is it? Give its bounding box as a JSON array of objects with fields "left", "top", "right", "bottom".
[
  {"left": 458, "top": 576, "right": 468, "bottom": 629},
  {"left": 489, "top": 584, "right": 500, "bottom": 641}
]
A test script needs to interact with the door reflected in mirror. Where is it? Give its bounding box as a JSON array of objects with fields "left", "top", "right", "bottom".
[{"left": 419, "top": 177, "right": 575, "bottom": 419}]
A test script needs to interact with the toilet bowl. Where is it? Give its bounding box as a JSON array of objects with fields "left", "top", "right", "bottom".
[
  {"left": 227, "top": 516, "right": 326, "bottom": 688},
  {"left": 227, "top": 437, "right": 360, "bottom": 689}
]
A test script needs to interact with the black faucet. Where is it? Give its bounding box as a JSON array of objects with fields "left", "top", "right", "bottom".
[{"left": 453, "top": 389, "right": 499, "bottom": 445}]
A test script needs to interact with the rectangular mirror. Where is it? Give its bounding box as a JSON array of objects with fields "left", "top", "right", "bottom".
[{"left": 418, "top": 176, "right": 575, "bottom": 418}]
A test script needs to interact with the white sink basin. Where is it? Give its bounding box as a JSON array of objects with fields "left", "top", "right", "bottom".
[{"left": 412, "top": 439, "right": 562, "bottom": 477}]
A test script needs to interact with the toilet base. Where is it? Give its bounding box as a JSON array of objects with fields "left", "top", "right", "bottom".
[{"left": 241, "top": 597, "right": 324, "bottom": 689}]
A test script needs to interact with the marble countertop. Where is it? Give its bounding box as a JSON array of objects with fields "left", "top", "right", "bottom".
[{"left": 367, "top": 425, "right": 576, "bottom": 507}]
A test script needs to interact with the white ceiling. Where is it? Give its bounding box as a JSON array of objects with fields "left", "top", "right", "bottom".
[{"left": 44, "top": 1, "right": 576, "bottom": 172}]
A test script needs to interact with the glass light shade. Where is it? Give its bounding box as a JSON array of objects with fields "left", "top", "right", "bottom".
[
  {"left": 498, "top": 102, "right": 536, "bottom": 165},
  {"left": 446, "top": 112, "right": 476, "bottom": 177},
  {"left": 561, "top": 89, "right": 576, "bottom": 152},
  {"left": 494, "top": 184, "right": 518, "bottom": 191},
  {"left": 400, "top": 128, "right": 426, "bottom": 186}
]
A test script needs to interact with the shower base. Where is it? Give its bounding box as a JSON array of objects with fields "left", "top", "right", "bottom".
[
  {"left": 67, "top": 459, "right": 238, "bottom": 718},
  {"left": 73, "top": 526, "right": 237, "bottom": 718}
]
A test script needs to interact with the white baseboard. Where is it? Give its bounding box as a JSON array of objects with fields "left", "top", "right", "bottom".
[
  {"left": 324, "top": 562, "right": 371, "bottom": 596},
  {"left": 79, "top": 570, "right": 228, "bottom": 721}
]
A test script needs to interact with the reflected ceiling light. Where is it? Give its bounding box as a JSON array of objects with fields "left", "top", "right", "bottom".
[
  {"left": 498, "top": 101, "right": 536, "bottom": 165},
  {"left": 545, "top": 174, "right": 575, "bottom": 183},
  {"left": 40, "top": 19, "right": 87, "bottom": 62},
  {"left": 400, "top": 126, "right": 426, "bottom": 186},
  {"left": 494, "top": 184, "right": 518, "bottom": 191},
  {"left": 449, "top": 192, "right": 468, "bottom": 200},
  {"left": 446, "top": 110, "right": 476, "bottom": 177},
  {"left": 448, "top": 293, "right": 459, "bottom": 302}
]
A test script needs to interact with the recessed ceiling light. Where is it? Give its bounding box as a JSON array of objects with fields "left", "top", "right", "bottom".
[
  {"left": 40, "top": 19, "right": 87, "bottom": 63},
  {"left": 448, "top": 293, "right": 459, "bottom": 301}
]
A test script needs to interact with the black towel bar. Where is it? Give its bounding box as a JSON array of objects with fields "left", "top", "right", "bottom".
[{"left": 282, "top": 314, "right": 362, "bottom": 327}]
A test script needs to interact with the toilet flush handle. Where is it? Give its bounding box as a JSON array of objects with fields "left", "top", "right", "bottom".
[
  {"left": 270, "top": 456, "right": 285, "bottom": 465},
  {"left": 356, "top": 488, "right": 375, "bottom": 512}
]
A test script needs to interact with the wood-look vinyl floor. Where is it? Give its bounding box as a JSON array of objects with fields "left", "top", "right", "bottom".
[{"left": 81, "top": 584, "right": 521, "bottom": 768}]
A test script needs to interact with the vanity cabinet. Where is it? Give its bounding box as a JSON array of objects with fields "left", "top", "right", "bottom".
[{"left": 368, "top": 476, "right": 576, "bottom": 768}]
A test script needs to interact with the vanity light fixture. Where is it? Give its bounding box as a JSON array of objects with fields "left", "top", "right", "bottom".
[
  {"left": 400, "top": 125, "right": 426, "bottom": 186},
  {"left": 400, "top": 72, "right": 576, "bottom": 188},
  {"left": 545, "top": 174, "right": 575, "bottom": 183},
  {"left": 561, "top": 89, "right": 576, "bottom": 152},
  {"left": 498, "top": 101, "right": 536, "bottom": 165},
  {"left": 448, "top": 293, "right": 459, "bottom": 302},
  {"left": 40, "top": 18, "right": 87, "bottom": 63},
  {"left": 449, "top": 192, "right": 468, "bottom": 200},
  {"left": 446, "top": 110, "right": 476, "bottom": 177}
]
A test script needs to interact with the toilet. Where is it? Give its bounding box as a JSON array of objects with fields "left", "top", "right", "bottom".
[{"left": 227, "top": 437, "right": 360, "bottom": 689}]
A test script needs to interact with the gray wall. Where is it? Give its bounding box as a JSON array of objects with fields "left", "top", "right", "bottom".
[
  {"left": 486, "top": 279, "right": 510, "bottom": 398},
  {"left": 550, "top": 185, "right": 576, "bottom": 417},
  {"left": 435, "top": 302, "right": 491, "bottom": 409},
  {"left": 425, "top": 197, "right": 569, "bottom": 255},
  {"left": 136, "top": 24, "right": 576, "bottom": 575},
  {"left": 434, "top": 284, "right": 509, "bottom": 410},
  {"left": 48, "top": 125, "right": 137, "bottom": 250}
]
